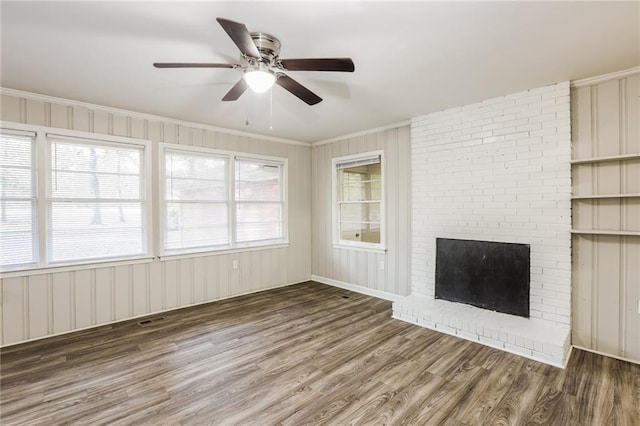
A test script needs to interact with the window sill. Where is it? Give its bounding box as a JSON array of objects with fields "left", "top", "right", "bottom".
[
  {"left": 0, "top": 256, "right": 155, "bottom": 278},
  {"left": 159, "top": 242, "right": 291, "bottom": 261},
  {"left": 332, "top": 243, "right": 387, "bottom": 254}
]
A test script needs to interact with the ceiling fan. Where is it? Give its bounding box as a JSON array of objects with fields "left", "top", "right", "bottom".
[{"left": 153, "top": 17, "right": 355, "bottom": 106}]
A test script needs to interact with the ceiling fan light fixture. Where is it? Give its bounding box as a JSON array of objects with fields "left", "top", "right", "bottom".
[
  {"left": 244, "top": 68, "right": 276, "bottom": 93},
  {"left": 154, "top": 18, "right": 354, "bottom": 105}
]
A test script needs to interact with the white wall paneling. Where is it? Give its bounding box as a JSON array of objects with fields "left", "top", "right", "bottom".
[
  {"left": 0, "top": 91, "right": 311, "bottom": 346},
  {"left": 311, "top": 126, "right": 411, "bottom": 297},
  {"left": 571, "top": 71, "right": 640, "bottom": 363}
]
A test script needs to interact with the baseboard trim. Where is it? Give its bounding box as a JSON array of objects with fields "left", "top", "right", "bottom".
[
  {"left": 310, "top": 275, "right": 403, "bottom": 303},
  {"left": 0, "top": 279, "right": 311, "bottom": 348},
  {"left": 572, "top": 345, "right": 640, "bottom": 366}
]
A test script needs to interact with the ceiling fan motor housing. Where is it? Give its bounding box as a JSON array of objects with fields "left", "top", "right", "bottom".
[{"left": 250, "top": 32, "right": 281, "bottom": 64}]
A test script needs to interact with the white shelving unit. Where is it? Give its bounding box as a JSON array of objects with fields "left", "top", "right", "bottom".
[{"left": 571, "top": 153, "right": 640, "bottom": 237}]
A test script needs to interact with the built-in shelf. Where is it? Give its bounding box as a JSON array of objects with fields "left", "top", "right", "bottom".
[
  {"left": 571, "top": 152, "right": 640, "bottom": 165},
  {"left": 572, "top": 193, "right": 640, "bottom": 200},
  {"left": 571, "top": 229, "right": 640, "bottom": 236}
]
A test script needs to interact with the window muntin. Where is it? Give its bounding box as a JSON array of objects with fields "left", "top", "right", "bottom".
[
  {"left": 334, "top": 153, "right": 384, "bottom": 250},
  {"left": 48, "top": 138, "right": 146, "bottom": 263},
  {"left": 0, "top": 130, "right": 37, "bottom": 268},
  {"left": 163, "top": 150, "right": 229, "bottom": 252}
]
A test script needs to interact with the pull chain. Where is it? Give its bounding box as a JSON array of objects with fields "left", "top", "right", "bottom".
[
  {"left": 269, "top": 86, "right": 273, "bottom": 131},
  {"left": 245, "top": 89, "right": 250, "bottom": 126}
]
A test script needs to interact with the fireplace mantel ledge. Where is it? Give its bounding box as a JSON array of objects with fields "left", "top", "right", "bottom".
[{"left": 392, "top": 294, "right": 571, "bottom": 367}]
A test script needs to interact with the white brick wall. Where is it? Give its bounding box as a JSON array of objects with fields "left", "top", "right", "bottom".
[{"left": 397, "top": 82, "right": 571, "bottom": 366}]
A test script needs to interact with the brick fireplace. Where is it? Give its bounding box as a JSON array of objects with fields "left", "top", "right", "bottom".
[{"left": 393, "top": 82, "right": 572, "bottom": 367}]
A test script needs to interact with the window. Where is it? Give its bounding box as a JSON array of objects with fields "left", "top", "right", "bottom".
[
  {"left": 235, "top": 158, "right": 284, "bottom": 244},
  {"left": 1, "top": 123, "right": 288, "bottom": 271},
  {"left": 48, "top": 136, "right": 147, "bottom": 263},
  {"left": 0, "top": 130, "right": 37, "bottom": 268},
  {"left": 163, "top": 149, "right": 229, "bottom": 253},
  {"left": 333, "top": 151, "right": 385, "bottom": 251},
  {"left": 1, "top": 126, "right": 150, "bottom": 272},
  {"left": 160, "top": 145, "right": 286, "bottom": 255}
]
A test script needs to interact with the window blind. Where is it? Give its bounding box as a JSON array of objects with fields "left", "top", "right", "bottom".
[
  {"left": 0, "top": 130, "right": 37, "bottom": 268},
  {"left": 48, "top": 137, "right": 146, "bottom": 263},
  {"left": 163, "top": 150, "right": 229, "bottom": 252},
  {"left": 336, "top": 155, "right": 381, "bottom": 170},
  {"left": 235, "top": 158, "right": 284, "bottom": 243}
]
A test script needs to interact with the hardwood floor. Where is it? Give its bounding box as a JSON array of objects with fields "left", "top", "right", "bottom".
[{"left": 1, "top": 281, "right": 638, "bottom": 425}]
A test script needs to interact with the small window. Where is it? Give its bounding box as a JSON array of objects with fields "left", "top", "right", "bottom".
[
  {"left": 0, "top": 130, "right": 37, "bottom": 269},
  {"left": 333, "top": 151, "right": 385, "bottom": 251}
]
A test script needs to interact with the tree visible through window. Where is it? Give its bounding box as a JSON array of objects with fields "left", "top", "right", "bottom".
[
  {"left": 48, "top": 138, "right": 146, "bottom": 263},
  {"left": 1, "top": 129, "right": 149, "bottom": 272}
]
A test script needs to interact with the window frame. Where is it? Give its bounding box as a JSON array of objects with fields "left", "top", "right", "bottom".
[
  {"left": 0, "top": 122, "right": 153, "bottom": 273},
  {"left": 332, "top": 150, "right": 386, "bottom": 253},
  {"left": 158, "top": 143, "right": 288, "bottom": 257}
]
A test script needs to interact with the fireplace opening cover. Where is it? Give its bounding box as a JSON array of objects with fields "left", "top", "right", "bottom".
[{"left": 435, "top": 238, "right": 530, "bottom": 317}]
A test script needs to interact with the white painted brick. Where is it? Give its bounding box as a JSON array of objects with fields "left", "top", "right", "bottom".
[
  {"left": 436, "top": 324, "right": 456, "bottom": 335},
  {"left": 457, "top": 330, "right": 479, "bottom": 342},
  {"left": 542, "top": 312, "right": 570, "bottom": 323},
  {"left": 479, "top": 335, "right": 506, "bottom": 349},
  {"left": 408, "top": 81, "right": 570, "bottom": 363},
  {"left": 531, "top": 350, "right": 559, "bottom": 365}
]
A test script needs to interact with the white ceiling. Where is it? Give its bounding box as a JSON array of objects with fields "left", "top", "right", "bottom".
[{"left": 1, "top": 1, "right": 638, "bottom": 143}]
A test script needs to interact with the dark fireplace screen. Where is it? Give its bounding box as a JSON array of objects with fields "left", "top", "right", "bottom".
[{"left": 435, "top": 238, "right": 530, "bottom": 317}]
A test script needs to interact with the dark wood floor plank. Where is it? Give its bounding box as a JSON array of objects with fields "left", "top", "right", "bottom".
[
  {"left": 359, "top": 367, "right": 447, "bottom": 425},
  {"left": 396, "top": 364, "right": 488, "bottom": 425},
  {"left": 444, "top": 356, "right": 520, "bottom": 424},
  {"left": 599, "top": 355, "right": 639, "bottom": 426},
  {"left": 481, "top": 369, "right": 546, "bottom": 425},
  {"left": 1, "top": 281, "right": 638, "bottom": 425},
  {"left": 317, "top": 379, "right": 396, "bottom": 425},
  {"left": 524, "top": 384, "right": 565, "bottom": 425}
]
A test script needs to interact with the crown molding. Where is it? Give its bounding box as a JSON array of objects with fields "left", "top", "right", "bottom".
[
  {"left": 571, "top": 66, "right": 640, "bottom": 88},
  {"left": 312, "top": 120, "right": 411, "bottom": 146},
  {"left": 0, "top": 87, "right": 309, "bottom": 147}
]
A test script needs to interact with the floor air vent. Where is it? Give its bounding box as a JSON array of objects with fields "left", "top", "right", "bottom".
[{"left": 137, "top": 316, "right": 166, "bottom": 327}]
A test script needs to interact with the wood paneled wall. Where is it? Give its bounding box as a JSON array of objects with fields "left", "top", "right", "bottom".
[
  {"left": 311, "top": 126, "right": 411, "bottom": 298},
  {"left": 571, "top": 72, "right": 640, "bottom": 362},
  {"left": 0, "top": 92, "right": 311, "bottom": 346}
]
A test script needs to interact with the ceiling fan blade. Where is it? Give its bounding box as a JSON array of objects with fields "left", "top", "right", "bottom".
[
  {"left": 279, "top": 58, "right": 355, "bottom": 72},
  {"left": 216, "top": 17, "right": 261, "bottom": 59},
  {"left": 276, "top": 74, "right": 322, "bottom": 105},
  {"left": 222, "top": 78, "right": 248, "bottom": 101},
  {"left": 153, "top": 63, "right": 239, "bottom": 68}
]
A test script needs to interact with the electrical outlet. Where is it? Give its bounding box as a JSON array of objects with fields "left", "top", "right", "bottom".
[
  {"left": 637, "top": 299, "right": 640, "bottom": 314},
  {"left": 379, "top": 260, "right": 385, "bottom": 270},
  {"left": 232, "top": 260, "right": 238, "bottom": 270}
]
